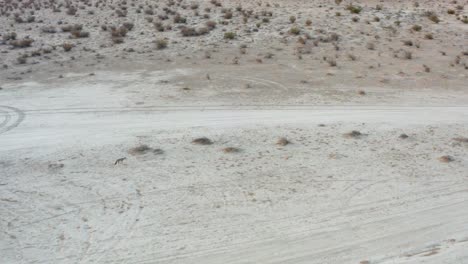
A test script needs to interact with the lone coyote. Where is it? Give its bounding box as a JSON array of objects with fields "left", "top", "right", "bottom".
[{"left": 114, "top": 157, "right": 126, "bottom": 165}]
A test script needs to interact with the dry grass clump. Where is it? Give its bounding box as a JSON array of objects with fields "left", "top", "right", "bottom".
[
  {"left": 41, "top": 26, "right": 57, "bottom": 33},
  {"left": 155, "top": 39, "right": 168, "bottom": 49},
  {"left": 346, "top": 4, "right": 362, "bottom": 14},
  {"left": 129, "top": 144, "right": 152, "bottom": 155},
  {"left": 61, "top": 24, "right": 82, "bottom": 32},
  {"left": 276, "top": 137, "right": 290, "bottom": 146},
  {"left": 424, "top": 11, "right": 440, "bottom": 23},
  {"left": 10, "top": 38, "right": 34, "bottom": 48},
  {"left": 357, "top": 90, "right": 366, "bottom": 95},
  {"left": 453, "top": 137, "right": 468, "bottom": 143},
  {"left": 344, "top": 130, "right": 363, "bottom": 138},
  {"left": 192, "top": 137, "right": 213, "bottom": 145},
  {"left": 224, "top": 32, "right": 236, "bottom": 39},
  {"left": 222, "top": 147, "right": 240, "bottom": 153},
  {"left": 181, "top": 26, "right": 198, "bottom": 36},
  {"left": 289, "top": 27, "right": 300, "bottom": 35},
  {"left": 62, "top": 43, "right": 73, "bottom": 51},
  {"left": 71, "top": 30, "right": 90, "bottom": 38},
  {"left": 438, "top": 155, "right": 454, "bottom": 163},
  {"left": 412, "top": 25, "right": 422, "bottom": 32},
  {"left": 399, "top": 133, "right": 409, "bottom": 139},
  {"left": 2, "top": 32, "right": 17, "bottom": 41}
]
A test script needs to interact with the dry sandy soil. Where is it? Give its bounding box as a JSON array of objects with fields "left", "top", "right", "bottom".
[{"left": 1, "top": 0, "right": 468, "bottom": 264}]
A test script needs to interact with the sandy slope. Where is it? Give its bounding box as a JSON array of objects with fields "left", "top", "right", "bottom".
[{"left": 1, "top": 69, "right": 468, "bottom": 264}]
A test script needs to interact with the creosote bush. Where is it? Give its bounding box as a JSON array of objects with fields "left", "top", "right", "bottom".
[{"left": 224, "top": 32, "right": 236, "bottom": 39}]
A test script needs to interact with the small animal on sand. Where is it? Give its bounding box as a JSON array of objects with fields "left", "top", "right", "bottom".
[{"left": 114, "top": 157, "right": 126, "bottom": 165}]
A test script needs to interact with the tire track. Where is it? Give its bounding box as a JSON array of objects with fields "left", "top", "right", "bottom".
[{"left": 0, "top": 106, "right": 25, "bottom": 135}]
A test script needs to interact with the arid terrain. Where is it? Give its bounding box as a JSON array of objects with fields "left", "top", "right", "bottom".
[{"left": 1, "top": 0, "right": 468, "bottom": 263}]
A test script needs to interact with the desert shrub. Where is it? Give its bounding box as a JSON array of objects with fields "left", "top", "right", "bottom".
[
  {"left": 348, "top": 54, "right": 357, "bottom": 61},
  {"left": 438, "top": 155, "right": 454, "bottom": 163},
  {"left": 346, "top": 4, "right": 362, "bottom": 14},
  {"left": 206, "top": 20, "right": 216, "bottom": 29},
  {"left": 289, "top": 16, "right": 296, "bottom": 23},
  {"left": 224, "top": 11, "right": 233, "bottom": 19},
  {"left": 174, "top": 14, "right": 187, "bottom": 23},
  {"left": 224, "top": 32, "right": 236, "bottom": 39},
  {"left": 3, "top": 32, "right": 17, "bottom": 41},
  {"left": 403, "top": 40, "right": 413, "bottom": 46},
  {"left": 222, "top": 147, "right": 240, "bottom": 153},
  {"left": 344, "top": 130, "right": 362, "bottom": 138},
  {"left": 289, "top": 27, "right": 300, "bottom": 35},
  {"left": 412, "top": 25, "right": 422, "bottom": 31},
  {"left": 425, "top": 11, "right": 440, "bottom": 23},
  {"left": 122, "top": 22, "right": 134, "bottom": 30},
  {"left": 352, "top": 17, "right": 359, "bottom": 22},
  {"left": 447, "top": 9, "right": 455, "bottom": 15},
  {"left": 305, "top": 19, "right": 312, "bottom": 26},
  {"left": 71, "top": 30, "right": 90, "bottom": 38},
  {"left": 192, "top": 137, "right": 213, "bottom": 145},
  {"left": 10, "top": 38, "right": 34, "bottom": 48},
  {"left": 181, "top": 27, "right": 198, "bottom": 36},
  {"left": 41, "top": 26, "right": 56, "bottom": 33},
  {"left": 403, "top": 50, "right": 412, "bottom": 59},
  {"left": 424, "top": 33, "right": 433, "bottom": 39},
  {"left": 66, "top": 6, "right": 77, "bottom": 15},
  {"left": 155, "top": 39, "right": 167, "bottom": 49},
  {"left": 366, "top": 42, "right": 375, "bottom": 50},
  {"left": 276, "top": 137, "right": 290, "bottom": 146},
  {"left": 112, "top": 37, "right": 124, "bottom": 44},
  {"left": 111, "top": 27, "right": 128, "bottom": 37},
  {"left": 197, "top": 27, "right": 210, "bottom": 35},
  {"left": 61, "top": 24, "right": 82, "bottom": 32},
  {"left": 327, "top": 58, "right": 337, "bottom": 67},
  {"left": 62, "top": 43, "right": 73, "bottom": 51},
  {"left": 17, "top": 55, "right": 27, "bottom": 64}
]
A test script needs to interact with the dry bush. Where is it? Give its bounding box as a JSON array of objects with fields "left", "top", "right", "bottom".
[
  {"left": 403, "top": 50, "right": 412, "bottom": 60},
  {"left": 425, "top": 11, "right": 440, "bottom": 23},
  {"left": 403, "top": 40, "right": 413, "bottom": 46},
  {"left": 129, "top": 144, "right": 152, "bottom": 155},
  {"left": 224, "top": 32, "right": 236, "bottom": 39},
  {"left": 305, "top": 19, "right": 312, "bottom": 26},
  {"left": 155, "top": 39, "right": 168, "bottom": 49},
  {"left": 352, "top": 17, "right": 359, "bottom": 22},
  {"left": 206, "top": 20, "right": 216, "bottom": 29},
  {"left": 41, "top": 26, "right": 57, "bottom": 33},
  {"left": 289, "top": 27, "right": 300, "bottom": 35},
  {"left": 453, "top": 137, "right": 468, "bottom": 143},
  {"left": 289, "top": 16, "right": 296, "bottom": 23},
  {"left": 71, "top": 30, "right": 90, "bottom": 38},
  {"left": 112, "top": 37, "right": 124, "bottom": 44},
  {"left": 412, "top": 25, "right": 422, "bottom": 31},
  {"left": 111, "top": 26, "right": 128, "bottom": 37},
  {"left": 222, "top": 147, "right": 240, "bottom": 153},
  {"left": 61, "top": 24, "right": 82, "bottom": 32},
  {"left": 327, "top": 58, "right": 337, "bottom": 67},
  {"left": 348, "top": 54, "right": 357, "bottom": 61},
  {"left": 224, "top": 11, "right": 233, "bottom": 19},
  {"left": 122, "top": 22, "right": 134, "bottom": 31},
  {"left": 344, "top": 130, "right": 363, "bottom": 138},
  {"left": 2, "top": 32, "right": 17, "bottom": 41},
  {"left": 10, "top": 38, "right": 34, "bottom": 48},
  {"left": 399, "top": 133, "right": 409, "bottom": 139},
  {"left": 16, "top": 55, "right": 27, "bottom": 64},
  {"left": 192, "top": 137, "right": 213, "bottom": 145},
  {"left": 276, "top": 137, "right": 290, "bottom": 146},
  {"left": 62, "top": 43, "right": 73, "bottom": 51},
  {"left": 438, "top": 155, "right": 454, "bottom": 163},
  {"left": 181, "top": 26, "right": 198, "bottom": 36},
  {"left": 346, "top": 4, "right": 362, "bottom": 14},
  {"left": 423, "top": 64, "right": 431, "bottom": 72},
  {"left": 366, "top": 42, "right": 375, "bottom": 50},
  {"left": 425, "top": 33, "right": 433, "bottom": 39},
  {"left": 358, "top": 90, "right": 366, "bottom": 95},
  {"left": 174, "top": 14, "right": 187, "bottom": 23}
]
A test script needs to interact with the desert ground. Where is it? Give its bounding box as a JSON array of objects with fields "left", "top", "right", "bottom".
[{"left": 1, "top": 0, "right": 468, "bottom": 263}]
